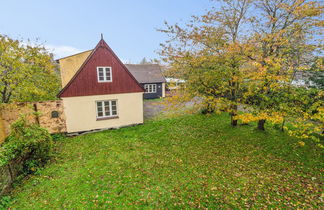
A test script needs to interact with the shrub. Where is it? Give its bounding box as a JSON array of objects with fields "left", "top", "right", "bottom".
[
  {"left": 0, "top": 116, "right": 53, "bottom": 174},
  {"left": 51, "top": 133, "right": 65, "bottom": 142},
  {"left": 0, "top": 196, "right": 11, "bottom": 209}
]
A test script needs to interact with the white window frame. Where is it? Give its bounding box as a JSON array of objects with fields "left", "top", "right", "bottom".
[
  {"left": 96, "top": 100, "right": 118, "bottom": 119},
  {"left": 144, "top": 84, "right": 157, "bottom": 93},
  {"left": 97, "top": 66, "right": 112, "bottom": 82}
]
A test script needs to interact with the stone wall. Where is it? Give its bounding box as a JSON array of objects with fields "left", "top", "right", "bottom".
[
  {"left": 0, "top": 119, "right": 6, "bottom": 145},
  {"left": 0, "top": 100, "right": 66, "bottom": 143},
  {"left": 0, "top": 103, "right": 37, "bottom": 139},
  {"left": 35, "top": 101, "right": 66, "bottom": 134}
]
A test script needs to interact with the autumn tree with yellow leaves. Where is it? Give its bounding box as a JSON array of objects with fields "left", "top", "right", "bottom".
[
  {"left": 241, "top": 0, "right": 323, "bottom": 130},
  {"left": 159, "top": 0, "right": 323, "bottom": 144},
  {"left": 159, "top": 0, "right": 252, "bottom": 126}
]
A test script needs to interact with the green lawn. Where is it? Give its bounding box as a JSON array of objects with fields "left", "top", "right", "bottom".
[
  {"left": 143, "top": 97, "right": 164, "bottom": 102},
  {"left": 8, "top": 113, "right": 323, "bottom": 208}
]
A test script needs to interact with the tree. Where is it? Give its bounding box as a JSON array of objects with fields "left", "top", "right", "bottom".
[
  {"left": 159, "top": 0, "right": 323, "bottom": 143},
  {"left": 139, "top": 57, "right": 151, "bottom": 64},
  {"left": 159, "top": 0, "right": 252, "bottom": 126},
  {"left": 241, "top": 0, "right": 323, "bottom": 130},
  {"left": 0, "top": 34, "right": 60, "bottom": 103}
]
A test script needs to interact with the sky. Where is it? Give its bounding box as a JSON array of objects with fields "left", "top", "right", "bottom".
[{"left": 0, "top": 0, "right": 214, "bottom": 62}]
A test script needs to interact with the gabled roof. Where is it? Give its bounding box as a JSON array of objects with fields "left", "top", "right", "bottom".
[
  {"left": 125, "top": 64, "right": 166, "bottom": 84},
  {"left": 58, "top": 38, "right": 144, "bottom": 98}
]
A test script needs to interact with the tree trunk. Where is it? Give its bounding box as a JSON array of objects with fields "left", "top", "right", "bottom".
[
  {"left": 33, "top": 103, "right": 40, "bottom": 125},
  {"left": 207, "top": 103, "right": 214, "bottom": 114},
  {"left": 1, "top": 83, "right": 11, "bottom": 103},
  {"left": 231, "top": 114, "right": 238, "bottom": 126},
  {"left": 281, "top": 118, "right": 285, "bottom": 132},
  {"left": 257, "top": 119, "right": 266, "bottom": 131},
  {"left": 230, "top": 104, "right": 238, "bottom": 126}
]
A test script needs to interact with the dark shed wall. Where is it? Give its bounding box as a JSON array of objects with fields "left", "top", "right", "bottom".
[{"left": 142, "top": 83, "right": 163, "bottom": 99}]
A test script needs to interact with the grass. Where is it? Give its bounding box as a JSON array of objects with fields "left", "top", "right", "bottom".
[
  {"left": 144, "top": 97, "right": 164, "bottom": 102},
  {"left": 8, "top": 113, "right": 323, "bottom": 208}
]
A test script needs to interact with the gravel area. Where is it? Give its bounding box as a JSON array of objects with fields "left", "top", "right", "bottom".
[{"left": 143, "top": 100, "right": 166, "bottom": 119}]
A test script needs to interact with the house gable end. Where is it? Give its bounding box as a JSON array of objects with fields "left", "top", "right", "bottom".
[{"left": 58, "top": 39, "right": 144, "bottom": 98}]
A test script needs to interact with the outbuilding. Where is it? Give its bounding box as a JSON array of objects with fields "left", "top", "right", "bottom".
[{"left": 125, "top": 64, "right": 166, "bottom": 99}]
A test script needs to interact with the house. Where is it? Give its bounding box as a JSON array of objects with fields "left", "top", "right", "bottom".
[
  {"left": 125, "top": 64, "right": 166, "bottom": 99},
  {"left": 291, "top": 71, "right": 324, "bottom": 88},
  {"left": 57, "top": 37, "right": 144, "bottom": 133},
  {"left": 165, "top": 77, "right": 186, "bottom": 90}
]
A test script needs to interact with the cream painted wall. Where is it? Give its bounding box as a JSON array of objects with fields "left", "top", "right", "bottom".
[
  {"left": 59, "top": 50, "right": 93, "bottom": 87},
  {"left": 162, "top": 83, "right": 166, "bottom": 97},
  {"left": 62, "top": 92, "right": 143, "bottom": 133}
]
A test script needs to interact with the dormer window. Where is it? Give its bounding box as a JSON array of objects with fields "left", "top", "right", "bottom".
[{"left": 97, "top": 67, "right": 112, "bottom": 82}]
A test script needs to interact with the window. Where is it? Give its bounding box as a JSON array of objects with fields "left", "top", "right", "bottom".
[
  {"left": 97, "top": 67, "right": 112, "bottom": 82},
  {"left": 96, "top": 100, "right": 117, "bottom": 119},
  {"left": 144, "top": 84, "right": 157, "bottom": 93}
]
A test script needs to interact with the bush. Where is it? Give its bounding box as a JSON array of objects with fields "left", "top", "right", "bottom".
[
  {"left": 51, "top": 133, "right": 65, "bottom": 142},
  {"left": 0, "top": 196, "right": 12, "bottom": 209},
  {"left": 0, "top": 116, "right": 53, "bottom": 174}
]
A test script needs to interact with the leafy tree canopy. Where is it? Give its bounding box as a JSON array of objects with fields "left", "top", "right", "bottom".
[
  {"left": 0, "top": 34, "right": 60, "bottom": 103},
  {"left": 159, "top": 0, "right": 323, "bottom": 144}
]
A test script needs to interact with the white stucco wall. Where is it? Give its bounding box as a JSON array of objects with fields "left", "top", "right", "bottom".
[{"left": 62, "top": 92, "right": 143, "bottom": 133}]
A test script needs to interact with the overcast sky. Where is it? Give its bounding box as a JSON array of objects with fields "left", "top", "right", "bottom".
[{"left": 0, "top": 0, "right": 215, "bottom": 62}]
